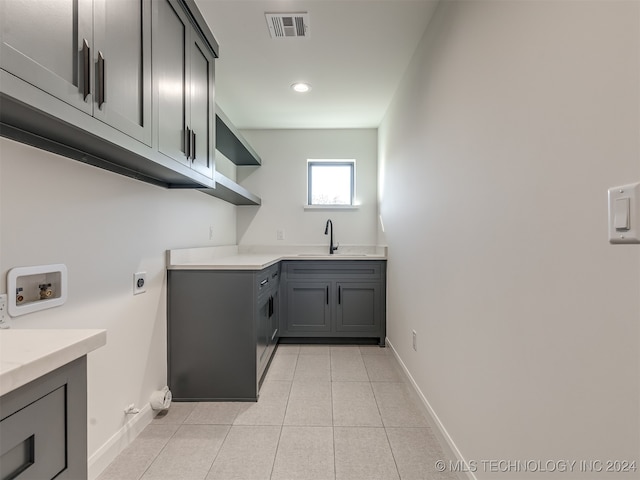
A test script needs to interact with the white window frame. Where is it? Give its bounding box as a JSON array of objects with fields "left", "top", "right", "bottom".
[{"left": 306, "top": 160, "right": 356, "bottom": 208}]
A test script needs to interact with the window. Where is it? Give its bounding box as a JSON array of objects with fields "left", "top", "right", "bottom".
[{"left": 307, "top": 160, "right": 355, "bottom": 206}]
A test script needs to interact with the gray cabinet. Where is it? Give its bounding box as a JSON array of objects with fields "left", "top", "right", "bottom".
[
  {"left": 0, "top": 0, "right": 219, "bottom": 191},
  {"left": 257, "top": 267, "right": 279, "bottom": 375},
  {"left": 281, "top": 261, "right": 386, "bottom": 345},
  {"left": 285, "top": 282, "right": 331, "bottom": 333},
  {"left": 0, "top": 0, "right": 152, "bottom": 145},
  {"left": 93, "top": 0, "right": 152, "bottom": 145},
  {"left": 0, "top": 0, "right": 93, "bottom": 114},
  {"left": 0, "top": 358, "right": 88, "bottom": 480},
  {"left": 336, "top": 282, "right": 382, "bottom": 333},
  {"left": 155, "top": 0, "right": 214, "bottom": 179},
  {"left": 167, "top": 264, "right": 279, "bottom": 401}
]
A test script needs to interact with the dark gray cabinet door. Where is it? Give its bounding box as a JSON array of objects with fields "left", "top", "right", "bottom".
[
  {"left": 93, "top": 0, "right": 152, "bottom": 145},
  {"left": 270, "top": 287, "right": 280, "bottom": 344},
  {"left": 285, "top": 281, "right": 332, "bottom": 333},
  {"left": 0, "top": 0, "right": 93, "bottom": 114},
  {"left": 336, "top": 282, "right": 381, "bottom": 333},
  {"left": 0, "top": 358, "right": 87, "bottom": 480},
  {"left": 188, "top": 36, "right": 214, "bottom": 178},
  {"left": 154, "top": 0, "right": 214, "bottom": 178},
  {"left": 257, "top": 294, "right": 270, "bottom": 372},
  {"left": 155, "top": 0, "right": 189, "bottom": 167},
  {"left": 0, "top": 387, "right": 66, "bottom": 480}
]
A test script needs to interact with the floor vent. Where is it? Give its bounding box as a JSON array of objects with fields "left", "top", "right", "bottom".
[{"left": 265, "top": 13, "right": 309, "bottom": 38}]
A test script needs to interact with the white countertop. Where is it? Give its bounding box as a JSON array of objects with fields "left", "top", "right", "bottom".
[
  {"left": 0, "top": 329, "right": 107, "bottom": 396},
  {"left": 167, "top": 245, "right": 388, "bottom": 270}
]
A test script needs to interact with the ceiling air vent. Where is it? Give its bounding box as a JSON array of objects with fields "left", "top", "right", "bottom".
[{"left": 265, "top": 12, "right": 309, "bottom": 38}]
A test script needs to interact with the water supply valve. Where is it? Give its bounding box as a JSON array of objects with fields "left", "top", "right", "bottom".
[
  {"left": 16, "top": 287, "right": 24, "bottom": 304},
  {"left": 39, "top": 283, "right": 53, "bottom": 300}
]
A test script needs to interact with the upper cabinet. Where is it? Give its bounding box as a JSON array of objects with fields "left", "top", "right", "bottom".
[
  {"left": 93, "top": 0, "right": 153, "bottom": 145},
  {"left": 0, "top": 0, "right": 94, "bottom": 115},
  {"left": 155, "top": 0, "right": 214, "bottom": 179},
  {"left": 0, "top": 0, "right": 218, "bottom": 190},
  {"left": 0, "top": 0, "right": 152, "bottom": 145},
  {"left": 0, "top": 0, "right": 262, "bottom": 205}
]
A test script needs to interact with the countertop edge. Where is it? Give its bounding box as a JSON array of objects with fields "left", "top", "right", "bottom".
[
  {"left": 167, "top": 254, "right": 387, "bottom": 270},
  {"left": 0, "top": 329, "right": 107, "bottom": 397}
]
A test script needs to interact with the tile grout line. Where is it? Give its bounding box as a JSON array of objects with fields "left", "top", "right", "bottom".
[
  {"left": 137, "top": 419, "right": 183, "bottom": 480},
  {"left": 269, "top": 352, "right": 296, "bottom": 480},
  {"left": 362, "top": 352, "right": 402, "bottom": 480},
  {"left": 369, "top": 359, "right": 403, "bottom": 479},
  {"left": 330, "top": 349, "right": 337, "bottom": 480},
  {"left": 201, "top": 415, "right": 233, "bottom": 480}
]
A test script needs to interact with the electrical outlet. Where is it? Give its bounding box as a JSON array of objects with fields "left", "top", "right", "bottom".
[
  {"left": 133, "top": 272, "right": 147, "bottom": 295},
  {"left": 277, "top": 229, "right": 285, "bottom": 240},
  {"left": 412, "top": 330, "right": 417, "bottom": 351}
]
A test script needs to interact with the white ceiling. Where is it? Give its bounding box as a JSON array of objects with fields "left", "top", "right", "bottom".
[{"left": 195, "top": 0, "right": 440, "bottom": 129}]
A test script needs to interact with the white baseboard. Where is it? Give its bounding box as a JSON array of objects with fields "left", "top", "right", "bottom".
[
  {"left": 386, "top": 337, "right": 477, "bottom": 480},
  {"left": 88, "top": 404, "right": 155, "bottom": 480}
]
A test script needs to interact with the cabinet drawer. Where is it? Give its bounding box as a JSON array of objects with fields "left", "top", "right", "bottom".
[
  {"left": 0, "top": 386, "right": 66, "bottom": 480},
  {"left": 257, "top": 264, "right": 280, "bottom": 297},
  {"left": 283, "top": 260, "right": 383, "bottom": 280}
]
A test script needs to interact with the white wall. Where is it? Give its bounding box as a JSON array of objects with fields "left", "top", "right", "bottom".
[
  {"left": 0, "top": 138, "right": 236, "bottom": 469},
  {"left": 379, "top": 1, "right": 640, "bottom": 478},
  {"left": 237, "top": 129, "right": 378, "bottom": 247}
]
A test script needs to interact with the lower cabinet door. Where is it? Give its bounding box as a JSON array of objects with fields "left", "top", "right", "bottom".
[
  {"left": 270, "top": 289, "right": 279, "bottom": 343},
  {"left": 335, "top": 282, "right": 381, "bottom": 333},
  {"left": 0, "top": 386, "right": 66, "bottom": 480},
  {"left": 285, "top": 281, "right": 331, "bottom": 333},
  {"left": 257, "top": 295, "right": 270, "bottom": 370}
]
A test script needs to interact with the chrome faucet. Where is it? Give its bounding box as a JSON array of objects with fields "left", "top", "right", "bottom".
[{"left": 324, "top": 219, "right": 338, "bottom": 254}]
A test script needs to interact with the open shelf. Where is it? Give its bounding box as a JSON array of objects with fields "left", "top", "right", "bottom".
[
  {"left": 215, "top": 107, "right": 261, "bottom": 166},
  {"left": 200, "top": 105, "right": 262, "bottom": 205},
  {"left": 199, "top": 171, "right": 261, "bottom": 206}
]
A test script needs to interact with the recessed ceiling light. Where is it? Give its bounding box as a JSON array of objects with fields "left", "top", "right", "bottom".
[{"left": 291, "top": 82, "right": 311, "bottom": 93}]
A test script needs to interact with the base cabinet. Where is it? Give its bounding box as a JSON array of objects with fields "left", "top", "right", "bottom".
[
  {"left": 0, "top": 358, "right": 88, "bottom": 480},
  {"left": 167, "top": 259, "right": 386, "bottom": 401},
  {"left": 284, "top": 282, "right": 331, "bottom": 333},
  {"left": 336, "top": 282, "right": 382, "bottom": 333},
  {"left": 168, "top": 264, "right": 279, "bottom": 401},
  {"left": 280, "top": 261, "right": 386, "bottom": 345}
]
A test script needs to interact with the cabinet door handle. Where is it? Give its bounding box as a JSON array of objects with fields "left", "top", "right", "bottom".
[
  {"left": 97, "top": 51, "right": 106, "bottom": 108},
  {"left": 260, "top": 278, "right": 268, "bottom": 286},
  {"left": 82, "top": 39, "right": 90, "bottom": 101},
  {"left": 268, "top": 296, "right": 274, "bottom": 317},
  {"left": 191, "top": 132, "right": 196, "bottom": 161},
  {"left": 338, "top": 286, "right": 341, "bottom": 304},
  {"left": 184, "top": 127, "right": 191, "bottom": 157},
  {"left": 326, "top": 286, "right": 329, "bottom": 305}
]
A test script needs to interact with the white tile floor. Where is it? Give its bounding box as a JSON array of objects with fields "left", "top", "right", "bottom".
[{"left": 98, "top": 344, "right": 459, "bottom": 480}]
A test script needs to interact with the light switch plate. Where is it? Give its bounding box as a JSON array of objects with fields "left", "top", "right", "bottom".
[{"left": 608, "top": 182, "right": 640, "bottom": 244}]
